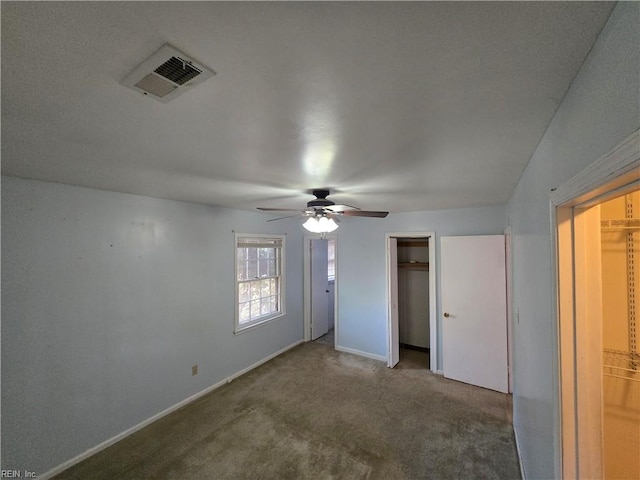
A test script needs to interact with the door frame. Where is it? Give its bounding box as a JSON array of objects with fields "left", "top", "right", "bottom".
[
  {"left": 505, "top": 225, "right": 514, "bottom": 394},
  {"left": 550, "top": 129, "right": 639, "bottom": 479},
  {"left": 386, "top": 231, "right": 437, "bottom": 372},
  {"left": 303, "top": 234, "right": 338, "bottom": 344}
]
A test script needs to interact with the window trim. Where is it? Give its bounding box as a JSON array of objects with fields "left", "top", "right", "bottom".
[{"left": 234, "top": 232, "right": 286, "bottom": 334}]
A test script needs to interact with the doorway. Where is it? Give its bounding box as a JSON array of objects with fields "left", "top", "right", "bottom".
[
  {"left": 386, "top": 232, "right": 436, "bottom": 371},
  {"left": 552, "top": 130, "right": 639, "bottom": 479},
  {"left": 304, "top": 235, "right": 337, "bottom": 346}
]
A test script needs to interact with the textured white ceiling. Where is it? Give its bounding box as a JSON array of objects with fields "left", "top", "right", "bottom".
[{"left": 1, "top": 2, "right": 614, "bottom": 213}]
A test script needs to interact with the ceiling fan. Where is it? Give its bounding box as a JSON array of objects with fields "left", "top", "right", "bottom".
[{"left": 257, "top": 189, "right": 388, "bottom": 233}]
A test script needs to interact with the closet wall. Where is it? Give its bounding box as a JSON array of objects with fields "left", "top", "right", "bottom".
[
  {"left": 397, "top": 239, "right": 429, "bottom": 349},
  {"left": 600, "top": 190, "right": 639, "bottom": 479}
]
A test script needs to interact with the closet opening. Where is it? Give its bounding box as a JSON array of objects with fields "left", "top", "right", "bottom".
[
  {"left": 552, "top": 130, "right": 639, "bottom": 479},
  {"left": 386, "top": 232, "right": 436, "bottom": 372},
  {"left": 397, "top": 238, "right": 430, "bottom": 369}
]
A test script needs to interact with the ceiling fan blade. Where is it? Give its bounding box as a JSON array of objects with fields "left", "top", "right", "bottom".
[
  {"left": 257, "top": 207, "right": 301, "bottom": 212},
  {"left": 325, "top": 204, "right": 361, "bottom": 212},
  {"left": 340, "top": 210, "right": 389, "bottom": 218},
  {"left": 266, "top": 214, "right": 302, "bottom": 222},
  {"left": 257, "top": 191, "right": 387, "bottom": 221}
]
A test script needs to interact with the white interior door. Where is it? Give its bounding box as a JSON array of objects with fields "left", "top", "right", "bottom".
[
  {"left": 311, "top": 239, "right": 329, "bottom": 340},
  {"left": 441, "top": 235, "right": 508, "bottom": 393},
  {"left": 388, "top": 237, "right": 400, "bottom": 367}
]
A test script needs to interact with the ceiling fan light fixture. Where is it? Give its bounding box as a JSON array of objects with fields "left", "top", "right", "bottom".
[
  {"left": 257, "top": 190, "right": 387, "bottom": 233},
  {"left": 302, "top": 216, "right": 338, "bottom": 234}
]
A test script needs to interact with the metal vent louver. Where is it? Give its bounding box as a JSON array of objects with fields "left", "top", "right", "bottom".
[
  {"left": 120, "top": 44, "right": 215, "bottom": 103},
  {"left": 155, "top": 57, "right": 202, "bottom": 85}
]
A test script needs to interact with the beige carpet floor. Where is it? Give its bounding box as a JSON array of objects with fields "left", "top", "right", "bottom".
[{"left": 54, "top": 342, "right": 521, "bottom": 480}]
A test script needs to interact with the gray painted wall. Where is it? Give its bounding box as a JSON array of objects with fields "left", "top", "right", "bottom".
[
  {"left": 335, "top": 205, "right": 506, "bottom": 367},
  {"left": 506, "top": 3, "right": 639, "bottom": 479},
  {"left": 1, "top": 176, "right": 506, "bottom": 473},
  {"left": 1, "top": 176, "right": 305, "bottom": 474}
]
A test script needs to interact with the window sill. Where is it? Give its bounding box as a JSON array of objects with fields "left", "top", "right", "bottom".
[{"left": 234, "top": 313, "right": 285, "bottom": 335}]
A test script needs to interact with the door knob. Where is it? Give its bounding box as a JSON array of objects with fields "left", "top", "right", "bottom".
[{"left": 444, "top": 312, "right": 450, "bottom": 318}]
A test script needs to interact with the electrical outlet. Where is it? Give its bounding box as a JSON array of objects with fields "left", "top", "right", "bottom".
[
  {"left": 192, "top": 364, "right": 198, "bottom": 376},
  {"left": 514, "top": 308, "right": 520, "bottom": 325}
]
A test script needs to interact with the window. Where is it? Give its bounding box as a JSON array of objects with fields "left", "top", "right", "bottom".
[
  {"left": 235, "top": 234, "right": 285, "bottom": 332},
  {"left": 327, "top": 238, "right": 336, "bottom": 282}
]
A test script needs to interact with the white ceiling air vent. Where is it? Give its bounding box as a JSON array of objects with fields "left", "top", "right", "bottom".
[{"left": 120, "top": 43, "right": 215, "bottom": 103}]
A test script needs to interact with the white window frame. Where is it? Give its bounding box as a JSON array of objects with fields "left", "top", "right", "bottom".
[{"left": 234, "top": 233, "right": 286, "bottom": 334}]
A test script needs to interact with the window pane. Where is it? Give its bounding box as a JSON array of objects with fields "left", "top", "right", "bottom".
[
  {"left": 247, "top": 260, "right": 257, "bottom": 279},
  {"left": 328, "top": 239, "right": 335, "bottom": 281},
  {"left": 237, "top": 261, "right": 246, "bottom": 281},
  {"left": 250, "top": 280, "right": 261, "bottom": 300},
  {"left": 261, "top": 279, "right": 270, "bottom": 296},
  {"left": 239, "top": 302, "right": 251, "bottom": 324},
  {"left": 250, "top": 299, "right": 260, "bottom": 319},
  {"left": 258, "top": 259, "right": 268, "bottom": 278},
  {"left": 239, "top": 282, "right": 250, "bottom": 303},
  {"left": 261, "top": 298, "right": 271, "bottom": 315}
]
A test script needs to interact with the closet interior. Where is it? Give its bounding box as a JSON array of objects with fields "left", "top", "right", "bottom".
[
  {"left": 397, "top": 238, "right": 430, "bottom": 367},
  {"left": 600, "top": 190, "right": 639, "bottom": 479}
]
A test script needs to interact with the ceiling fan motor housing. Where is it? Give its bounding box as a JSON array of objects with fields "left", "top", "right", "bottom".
[{"left": 307, "top": 189, "right": 335, "bottom": 209}]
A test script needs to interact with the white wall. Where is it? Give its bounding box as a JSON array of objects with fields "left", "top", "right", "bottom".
[
  {"left": 1, "top": 176, "right": 305, "bottom": 475},
  {"left": 336, "top": 205, "right": 506, "bottom": 367},
  {"left": 506, "top": 3, "right": 639, "bottom": 479}
]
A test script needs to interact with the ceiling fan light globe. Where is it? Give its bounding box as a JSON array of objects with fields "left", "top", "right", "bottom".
[
  {"left": 321, "top": 217, "right": 339, "bottom": 232},
  {"left": 303, "top": 217, "right": 322, "bottom": 233},
  {"left": 302, "top": 216, "right": 338, "bottom": 233}
]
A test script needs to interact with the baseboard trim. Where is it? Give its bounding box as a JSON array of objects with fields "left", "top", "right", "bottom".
[
  {"left": 400, "top": 343, "right": 429, "bottom": 353},
  {"left": 513, "top": 421, "right": 526, "bottom": 480},
  {"left": 335, "top": 345, "right": 386, "bottom": 362},
  {"left": 38, "top": 339, "right": 304, "bottom": 480}
]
